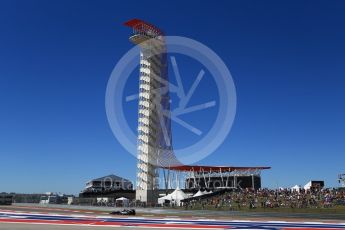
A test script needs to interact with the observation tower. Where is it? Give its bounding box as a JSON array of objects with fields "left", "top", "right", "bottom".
[
  {"left": 125, "top": 19, "right": 179, "bottom": 203},
  {"left": 124, "top": 19, "right": 271, "bottom": 204}
]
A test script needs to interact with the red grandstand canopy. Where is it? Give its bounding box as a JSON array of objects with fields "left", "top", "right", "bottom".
[{"left": 161, "top": 165, "right": 271, "bottom": 172}]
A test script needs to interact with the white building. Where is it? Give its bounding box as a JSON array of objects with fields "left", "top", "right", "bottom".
[{"left": 83, "top": 174, "right": 133, "bottom": 193}]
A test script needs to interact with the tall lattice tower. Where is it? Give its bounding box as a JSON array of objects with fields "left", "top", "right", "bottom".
[{"left": 125, "top": 19, "right": 177, "bottom": 203}]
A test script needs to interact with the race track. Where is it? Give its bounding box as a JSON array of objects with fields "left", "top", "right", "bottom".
[{"left": 1, "top": 207, "right": 345, "bottom": 229}]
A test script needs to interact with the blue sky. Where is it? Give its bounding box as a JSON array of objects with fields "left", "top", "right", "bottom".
[{"left": 0, "top": 0, "right": 345, "bottom": 194}]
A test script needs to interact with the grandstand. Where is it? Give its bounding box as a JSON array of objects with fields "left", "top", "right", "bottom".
[
  {"left": 0, "top": 193, "right": 13, "bottom": 205},
  {"left": 162, "top": 165, "right": 270, "bottom": 191},
  {"left": 181, "top": 187, "right": 345, "bottom": 210}
]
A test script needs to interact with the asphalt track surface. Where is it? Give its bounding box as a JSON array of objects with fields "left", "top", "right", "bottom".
[
  {"left": 0, "top": 223, "right": 158, "bottom": 230},
  {"left": 1, "top": 205, "right": 345, "bottom": 229},
  {"left": 7, "top": 203, "right": 345, "bottom": 220}
]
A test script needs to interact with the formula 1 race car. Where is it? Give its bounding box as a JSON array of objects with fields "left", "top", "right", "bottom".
[{"left": 110, "top": 209, "right": 136, "bottom": 216}]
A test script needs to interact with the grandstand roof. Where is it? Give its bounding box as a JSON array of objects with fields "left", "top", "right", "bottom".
[{"left": 161, "top": 165, "right": 271, "bottom": 172}]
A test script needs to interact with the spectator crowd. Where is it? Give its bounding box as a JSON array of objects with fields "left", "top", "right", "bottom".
[{"left": 185, "top": 188, "right": 345, "bottom": 210}]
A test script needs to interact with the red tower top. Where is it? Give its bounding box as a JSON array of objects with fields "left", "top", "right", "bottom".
[{"left": 124, "top": 18, "right": 164, "bottom": 37}]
